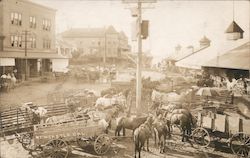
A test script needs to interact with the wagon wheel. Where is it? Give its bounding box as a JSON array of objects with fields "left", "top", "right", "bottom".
[
  {"left": 192, "top": 127, "right": 210, "bottom": 148},
  {"left": 21, "top": 133, "right": 32, "bottom": 149},
  {"left": 43, "top": 139, "right": 69, "bottom": 158},
  {"left": 230, "top": 132, "right": 250, "bottom": 158},
  {"left": 94, "top": 134, "right": 111, "bottom": 155}
]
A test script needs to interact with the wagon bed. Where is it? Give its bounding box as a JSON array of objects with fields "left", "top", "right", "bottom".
[
  {"left": 0, "top": 103, "right": 69, "bottom": 136},
  {"left": 18, "top": 117, "right": 112, "bottom": 158},
  {"left": 193, "top": 111, "right": 250, "bottom": 157},
  {"left": 33, "top": 118, "right": 103, "bottom": 145}
]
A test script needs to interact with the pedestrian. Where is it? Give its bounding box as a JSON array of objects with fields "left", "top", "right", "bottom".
[{"left": 31, "top": 106, "right": 40, "bottom": 124}]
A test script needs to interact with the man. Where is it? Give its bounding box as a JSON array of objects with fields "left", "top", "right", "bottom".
[{"left": 32, "top": 106, "right": 47, "bottom": 124}]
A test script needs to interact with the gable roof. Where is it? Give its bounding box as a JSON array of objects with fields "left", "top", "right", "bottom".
[
  {"left": 60, "top": 26, "right": 118, "bottom": 38},
  {"left": 225, "top": 21, "right": 244, "bottom": 33},
  {"left": 203, "top": 42, "right": 250, "bottom": 70}
]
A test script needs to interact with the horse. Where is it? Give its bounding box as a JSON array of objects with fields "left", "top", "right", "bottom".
[
  {"left": 166, "top": 109, "right": 196, "bottom": 142},
  {"left": 115, "top": 115, "right": 147, "bottom": 136},
  {"left": 102, "top": 105, "right": 123, "bottom": 132},
  {"left": 134, "top": 116, "right": 154, "bottom": 158},
  {"left": 152, "top": 114, "right": 170, "bottom": 153}
]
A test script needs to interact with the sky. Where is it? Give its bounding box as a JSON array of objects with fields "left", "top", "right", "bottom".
[{"left": 32, "top": 0, "right": 250, "bottom": 63}]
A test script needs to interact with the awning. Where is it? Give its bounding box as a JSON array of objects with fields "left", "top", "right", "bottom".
[
  {"left": 203, "top": 42, "right": 250, "bottom": 70},
  {"left": 0, "top": 58, "right": 15, "bottom": 66},
  {"left": 175, "top": 39, "right": 248, "bottom": 69},
  {"left": 0, "top": 50, "right": 69, "bottom": 59}
]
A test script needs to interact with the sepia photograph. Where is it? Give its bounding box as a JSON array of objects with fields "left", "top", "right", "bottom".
[{"left": 0, "top": 0, "right": 250, "bottom": 157}]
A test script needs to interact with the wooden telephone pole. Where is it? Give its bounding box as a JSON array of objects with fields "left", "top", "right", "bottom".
[{"left": 123, "top": 0, "right": 156, "bottom": 111}]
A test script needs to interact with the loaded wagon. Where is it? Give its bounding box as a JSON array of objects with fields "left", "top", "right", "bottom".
[
  {"left": 0, "top": 103, "right": 69, "bottom": 137},
  {"left": 16, "top": 117, "right": 112, "bottom": 158},
  {"left": 192, "top": 110, "right": 250, "bottom": 157}
]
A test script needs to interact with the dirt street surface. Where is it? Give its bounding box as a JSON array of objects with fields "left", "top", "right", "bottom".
[
  {"left": 0, "top": 79, "right": 110, "bottom": 110},
  {"left": 0, "top": 79, "right": 239, "bottom": 158}
]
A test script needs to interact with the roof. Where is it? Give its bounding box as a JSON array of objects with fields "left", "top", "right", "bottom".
[
  {"left": 167, "top": 46, "right": 203, "bottom": 62},
  {"left": 200, "top": 36, "right": 211, "bottom": 43},
  {"left": 175, "top": 39, "right": 248, "bottom": 69},
  {"left": 0, "top": 51, "right": 68, "bottom": 59},
  {"left": 119, "top": 31, "right": 128, "bottom": 39},
  {"left": 24, "top": 0, "right": 57, "bottom": 12},
  {"left": 203, "top": 42, "right": 250, "bottom": 70},
  {"left": 60, "top": 26, "right": 118, "bottom": 38},
  {"left": 225, "top": 21, "right": 244, "bottom": 33}
]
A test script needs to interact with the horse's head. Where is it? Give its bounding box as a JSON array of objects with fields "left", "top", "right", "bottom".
[{"left": 146, "top": 115, "right": 154, "bottom": 126}]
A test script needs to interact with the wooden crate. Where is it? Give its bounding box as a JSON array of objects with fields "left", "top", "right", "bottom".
[
  {"left": 242, "top": 119, "right": 250, "bottom": 134},
  {"left": 202, "top": 116, "right": 213, "bottom": 129},
  {"left": 227, "top": 116, "right": 240, "bottom": 134},
  {"left": 214, "top": 114, "right": 227, "bottom": 132}
]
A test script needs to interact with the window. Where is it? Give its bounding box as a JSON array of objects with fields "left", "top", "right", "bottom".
[
  {"left": 42, "top": 19, "right": 51, "bottom": 31},
  {"left": 10, "top": 35, "right": 22, "bottom": 48},
  {"left": 30, "top": 36, "right": 36, "bottom": 48},
  {"left": 43, "top": 39, "right": 51, "bottom": 49},
  {"left": 11, "top": 12, "right": 22, "bottom": 26},
  {"left": 29, "top": 16, "right": 36, "bottom": 28}
]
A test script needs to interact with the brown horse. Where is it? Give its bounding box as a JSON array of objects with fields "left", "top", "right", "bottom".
[
  {"left": 166, "top": 109, "right": 196, "bottom": 142},
  {"left": 134, "top": 116, "right": 154, "bottom": 158},
  {"left": 152, "top": 114, "right": 170, "bottom": 153},
  {"left": 115, "top": 115, "right": 147, "bottom": 136},
  {"left": 101, "top": 105, "right": 124, "bottom": 133}
]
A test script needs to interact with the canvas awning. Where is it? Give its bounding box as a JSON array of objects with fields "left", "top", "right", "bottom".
[
  {"left": 203, "top": 42, "right": 250, "bottom": 70},
  {"left": 0, "top": 58, "right": 15, "bottom": 66}
]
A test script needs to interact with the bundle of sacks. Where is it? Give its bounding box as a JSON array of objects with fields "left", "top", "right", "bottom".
[
  {"left": 151, "top": 90, "right": 186, "bottom": 104},
  {"left": 95, "top": 92, "right": 126, "bottom": 110},
  {"left": 65, "top": 89, "right": 97, "bottom": 111}
]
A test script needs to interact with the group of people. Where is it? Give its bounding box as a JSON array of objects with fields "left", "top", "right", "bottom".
[
  {"left": 0, "top": 71, "right": 17, "bottom": 92},
  {"left": 210, "top": 75, "right": 250, "bottom": 95},
  {"left": 198, "top": 71, "right": 250, "bottom": 96}
]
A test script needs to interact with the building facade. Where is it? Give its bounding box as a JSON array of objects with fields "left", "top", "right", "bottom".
[
  {"left": 0, "top": 0, "right": 62, "bottom": 80},
  {"left": 60, "top": 26, "right": 131, "bottom": 64}
]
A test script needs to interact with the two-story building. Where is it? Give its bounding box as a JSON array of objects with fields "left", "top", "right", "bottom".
[
  {"left": 60, "top": 26, "right": 131, "bottom": 64},
  {"left": 0, "top": 0, "right": 64, "bottom": 80}
]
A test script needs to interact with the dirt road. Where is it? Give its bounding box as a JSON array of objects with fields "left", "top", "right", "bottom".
[{"left": 0, "top": 79, "right": 110, "bottom": 110}]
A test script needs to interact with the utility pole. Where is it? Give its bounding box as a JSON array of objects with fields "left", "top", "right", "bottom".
[
  {"left": 24, "top": 30, "right": 28, "bottom": 80},
  {"left": 136, "top": 1, "right": 142, "bottom": 111},
  {"left": 123, "top": 0, "right": 156, "bottom": 112},
  {"left": 21, "top": 30, "right": 31, "bottom": 80},
  {"left": 103, "top": 31, "right": 106, "bottom": 68}
]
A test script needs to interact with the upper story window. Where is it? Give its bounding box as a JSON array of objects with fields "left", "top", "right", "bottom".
[
  {"left": 29, "top": 36, "right": 36, "bottom": 48},
  {"left": 43, "top": 39, "right": 51, "bottom": 49},
  {"left": 42, "top": 19, "right": 51, "bottom": 31},
  {"left": 11, "top": 12, "right": 22, "bottom": 26},
  {"left": 29, "top": 16, "right": 36, "bottom": 29},
  {"left": 10, "top": 35, "right": 22, "bottom": 48}
]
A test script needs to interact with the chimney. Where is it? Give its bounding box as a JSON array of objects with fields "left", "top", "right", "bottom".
[
  {"left": 175, "top": 44, "right": 181, "bottom": 54},
  {"left": 199, "top": 36, "right": 211, "bottom": 48},
  {"left": 187, "top": 45, "right": 194, "bottom": 53}
]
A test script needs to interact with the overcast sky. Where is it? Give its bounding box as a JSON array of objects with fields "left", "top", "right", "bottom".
[{"left": 32, "top": 0, "right": 250, "bottom": 63}]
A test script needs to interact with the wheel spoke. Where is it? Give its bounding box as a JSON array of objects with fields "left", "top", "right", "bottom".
[{"left": 245, "top": 137, "right": 250, "bottom": 145}]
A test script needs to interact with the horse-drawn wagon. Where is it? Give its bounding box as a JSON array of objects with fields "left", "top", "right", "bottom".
[
  {"left": 0, "top": 103, "right": 69, "bottom": 137},
  {"left": 192, "top": 110, "right": 250, "bottom": 157},
  {"left": 16, "top": 117, "right": 112, "bottom": 158}
]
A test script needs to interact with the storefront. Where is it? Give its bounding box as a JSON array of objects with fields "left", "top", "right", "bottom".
[{"left": 0, "top": 58, "right": 15, "bottom": 75}]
